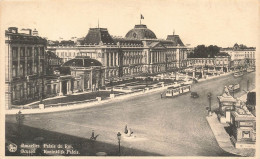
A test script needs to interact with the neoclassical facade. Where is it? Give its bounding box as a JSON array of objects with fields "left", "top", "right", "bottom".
[
  {"left": 48, "top": 24, "right": 188, "bottom": 82},
  {"left": 5, "top": 27, "right": 47, "bottom": 109},
  {"left": 221, "top": 43, "right": 256, "bottom": 69}
]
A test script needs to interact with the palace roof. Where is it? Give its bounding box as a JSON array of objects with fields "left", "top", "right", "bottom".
[
  {"left": 125, "top": 24, "right": 157, "bottom": 39},
  {"left": 83, "top": 28, "right": 115, "bottom": 45}
]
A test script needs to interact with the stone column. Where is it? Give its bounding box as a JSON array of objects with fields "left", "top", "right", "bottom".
[
  {"left": 82, "top": 75, "right": 85, "bottom": 92},
  {"left": 108, "top": 53, "right": 111, "bottom": 67},
  {"left": 147, "top": 51, "right": 150, "bottom": 64},
  {"left": 158, "top": 52, "right": 160, "bottom": 63},
  {"left": 114, "top": 52, "right": 117, "bottom": 66},
  {"left": 17, "top": 47, "right": 20, "bottom": 77},
  {"left": 88, "top": 79, "right": 90, "bottom": 90},
  {"left": 59, "top": 81, "right": 63, "bottom": 96},
  {"left": 24, "top": 48, "right": 28, "bottom": 76},
  {"left": 104, "top": 52, "right": 107, "bottom": 67},
  {"left": 155, "top": 52, "right": 157, "bottom": 63},
  {"left": 90, "top": 70, "right": 93, "bottom": 91},
  {"left": 112, "top": 52, "right": 115, "bottom": 67},
  {"left": 66, "top": 81, "right": 69, "bottom": 94},
  {"left": 68, "top": 80, "right": 72, "bottom": 94},
  {"left": 151, "top": 52, "right": 153, "bottom": 64}
]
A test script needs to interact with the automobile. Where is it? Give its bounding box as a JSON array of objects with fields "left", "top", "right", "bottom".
[
  {"left": 228, "top": 84, "right": 240, "bottom": 92},
  {"left": 191, "top": 92, "right": 199, "bottom": 98},
  {"left": 233, "top": 72, "right": 243, "bottom": 77},
  {"left": 247, "top": 68, "right": 254, "bottom": 73}
]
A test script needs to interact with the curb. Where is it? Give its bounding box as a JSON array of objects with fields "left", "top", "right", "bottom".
[
  {"left": 6, "top": 72, "right": 235, "bottom": 115},
  {"left": 206, "top": 114, "right": 255, "bottom": 157},
  {"left": 5, "top": 83, "right": 175, "bottom": 115}
]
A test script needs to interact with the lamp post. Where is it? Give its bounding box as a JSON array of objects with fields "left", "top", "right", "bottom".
[
  {"left": 232, "top": 86, "right": 235, "bottom": 97},
  {"left": 73, "top": 61, "right": 76, "bottom": 93},
  {"left": 110, "top": 78, "right": 113, "bottom": 94},
  {"left": 247, "top": 80, "right": 249, "bottom": 91},
  {"left": 207, "top": 92, "right": 212, "bottom": 116},
  {"left": 117, "top": 132, "right": 121, "bottom": 156}
]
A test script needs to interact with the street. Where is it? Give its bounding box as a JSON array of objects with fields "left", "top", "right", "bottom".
[{"left": 6, "top": 72, "right": 255, "bottom": 156}]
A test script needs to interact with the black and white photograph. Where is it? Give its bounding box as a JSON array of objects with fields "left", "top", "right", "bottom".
[{"left": 1, "top": 0, "right": 258, "bottom": 157}]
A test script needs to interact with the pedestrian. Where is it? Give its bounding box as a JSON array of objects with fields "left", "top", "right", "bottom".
[
  {"left": 124, "top": 125, "right": 128, "bottom": 134},
  {"left": 161, "top": 93, "right": 163, "bottom": 99},
  {"left": 90, "top": 130, "right": 95, "bottom": 140}
]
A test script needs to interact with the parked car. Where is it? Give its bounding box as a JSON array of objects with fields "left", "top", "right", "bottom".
[
  {"left": 191, "top": 92, "right": 199, "bottom": 98},
  {"left": 228, "top": 84, "right": 240, "bottom": 92},
  {"left": 233, "top": 72, "right": 243, "bottom": 77}
]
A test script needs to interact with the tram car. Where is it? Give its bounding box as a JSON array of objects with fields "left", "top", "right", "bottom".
[
  {"left": 166, "top": 87, "right": 181, "bottom": 97},
  {"left": 165, "top": 84, "right": 191, "bottom": 97}
]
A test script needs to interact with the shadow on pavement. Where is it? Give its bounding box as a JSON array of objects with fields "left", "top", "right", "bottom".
[{"left": 5, "top": 122, "right": 161, "bottom": 156}]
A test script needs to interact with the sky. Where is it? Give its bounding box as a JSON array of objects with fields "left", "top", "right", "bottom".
[{"left": 1, "top": 0, "right": 259, "bottom": 47}]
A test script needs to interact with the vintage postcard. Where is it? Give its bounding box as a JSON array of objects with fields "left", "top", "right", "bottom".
[{"left": 0, "top": 0, "right": 259, "bottom": 158}]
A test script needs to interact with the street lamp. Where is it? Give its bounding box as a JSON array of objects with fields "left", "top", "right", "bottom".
[
  {"left": 117, "top": 132, "right": 121, "bottom": 156},
  {"left": 110, "top": 78, "right": 114, "bottom": 94},
  {"left": 247, "top": 80, "right": 249, "bottom": 91},
  {"left": 207, "top": 92, "right": 212, "bottom": 116}
]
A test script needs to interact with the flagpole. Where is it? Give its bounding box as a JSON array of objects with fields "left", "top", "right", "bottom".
[{"left": 140, "top": 14, "right": 141, "bottom": 24}]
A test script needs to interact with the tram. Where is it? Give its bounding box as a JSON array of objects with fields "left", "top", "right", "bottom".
[{"left": 165, "top": 84, "right": 191, "bottom": 97}]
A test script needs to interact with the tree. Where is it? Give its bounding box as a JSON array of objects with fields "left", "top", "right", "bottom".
[{"left": 189, "top": 45, "right": 220, "bottom": 58}]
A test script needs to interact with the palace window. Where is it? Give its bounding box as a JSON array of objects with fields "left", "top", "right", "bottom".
[
  {"left": 39, "top": 61, "right": 43, "bottom": 74},
  {"left": 27, "top": 47, "right": 32, "bottom": 57},
  {"left": 19, "top": 63, "right": 25, "bottom": 76},
  {"left": 53, "top": 84, "right": 57, "bottom": 94},
  {"left": 27, "top": 62, "right": 32, "bottom": 75},
  {"left": 20, "top": 47, "right": 25, "bottom": 57},
  {"left": 40, "top": 47, "right": 44, "bottom": 57},
  {"left": 33, "top": 62, "right": 38, "bottom": 73},
  {"left": 34, "top": 48, "right": 39, "bottom": 59},
  {"left": 12, "top": 47, "right": 18, "bottom": 59},
  {"left": 242, "top": 131, "right": 250, "bottom": 138},
  {"left": 12, "top": 85, "right": 17, "bottom": 100},
  {"left": 20, "top": 85, "right": 24, "bottom": 98},
  {"left": 12, "top": 63, "right": 17, "bottom": 77}
]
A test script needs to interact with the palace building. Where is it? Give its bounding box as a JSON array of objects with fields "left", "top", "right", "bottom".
[
  {"left": 47, "top": 24, "right": 188, "bottom": 83},
  {"left": 5, "top": 27, "right": 47, "bottom": 109},
  {"left": 5, "top": 24, "right": 188, "bottom": 109}
]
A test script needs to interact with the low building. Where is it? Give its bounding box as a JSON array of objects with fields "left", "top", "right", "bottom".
[
  {"left": 217, "top": 95, "right": 237, "bottom": 123},
  {"left": 186, "top": 52, "right": 231, "bottom": 77},
  {"left": 62, "top": 56, "right": 105, "bottom": 93},
  {"left": 221, "top": 43, "right": 256, "bottom": 70},
  {"left": 214, "top": 52, "right": 231, "bottom": 72},
  {"left": 43, "top": 56, "right": 105, "bottom": 98},
  {"left": 230, "top": 107, "right": 256, "bottom": 149}
]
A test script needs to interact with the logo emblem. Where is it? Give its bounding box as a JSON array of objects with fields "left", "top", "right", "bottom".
[{"left": 8, "top": 143, "right": 17, "bottom": 152}]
